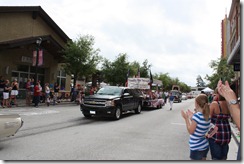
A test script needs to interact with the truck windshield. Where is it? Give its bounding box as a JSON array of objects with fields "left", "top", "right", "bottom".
[{"left": 96, "top": 87, "right": 122, "bottom": 96}]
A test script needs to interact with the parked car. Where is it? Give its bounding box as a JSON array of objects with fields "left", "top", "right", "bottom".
[
  {"left": 187, "top": 93, "right": 194, "bottom": 99},
  {"left": 182, "top": 93, "right": 188, "bottom": 100},
  {"left": 80, "top": 86, "right": 143, "bottom": 120},
  {"left": 0, "top": 114, "right": 24, "bottom": 138}
]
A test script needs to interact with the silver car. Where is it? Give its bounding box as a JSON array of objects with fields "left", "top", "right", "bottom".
[
  {"left": 182, "top": 93, "right": 188, "bottom": 100},
  {"left": 0, "top": 114, "right": 23, "bottom": 138}
]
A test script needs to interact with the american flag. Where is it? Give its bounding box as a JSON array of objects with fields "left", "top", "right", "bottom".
[
  {"left": 149, "top": 70, "right": 153, "bottom": 85},
  {"left": 137, "top": 67, "right": 140, "bottom": 78},
  {"left": 125, "top": 69, "right": 130, "bottom": 87}
]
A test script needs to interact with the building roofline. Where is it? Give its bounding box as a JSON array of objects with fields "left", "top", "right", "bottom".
[
  {"left": 0, "top": 35, "right": 61, "bottom": 49},
  {"left": 0, "top": 6, "right": 71, "bottom": 42}
]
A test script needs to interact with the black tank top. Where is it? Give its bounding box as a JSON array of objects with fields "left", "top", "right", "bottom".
[
  {"left": 4, "top": 84, "right": 9, "bottom": 92},
  {"left": 13, "top": 84, "right": 18, "bottom": 90}
]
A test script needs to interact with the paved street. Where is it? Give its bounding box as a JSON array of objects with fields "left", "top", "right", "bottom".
[{"left": 0, "top": 99, "right": 239, "bottom": 161}]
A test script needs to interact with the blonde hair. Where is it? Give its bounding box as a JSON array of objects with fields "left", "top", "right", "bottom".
[{"left": 195, "top": 94, "right": 210, "bottom": 121}]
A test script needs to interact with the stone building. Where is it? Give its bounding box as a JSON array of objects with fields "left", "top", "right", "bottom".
[
  {"left": 0, "top": 6, "right": 71, "bottom": 98},
  {"left": 227, "top": 0, "right": 240, "bottom": 97}
]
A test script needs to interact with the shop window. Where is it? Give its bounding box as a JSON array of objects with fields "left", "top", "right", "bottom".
[
  {"left": 12, "top": 65, "right": 45, "bottom": 89},
  {"left": 11, "top": 72, "right": 19, "bottom": 82},
  {"left": 17, "top": 65, "right": 29, "bottom": 72},
  {"left": 57, "top": 70, "right": 66, "bottom": 90},
  {"left": 30, "top": 66, "right": 45, "bottom": 74},
  {"left": 61, "top": 71, "right": 66, "bottom": 77},
  {"left": 19, "top": 73, "right": 28, "bottom": 89},
  {"left": 30, "top": 66, "right": 35, "bottom": 73}
]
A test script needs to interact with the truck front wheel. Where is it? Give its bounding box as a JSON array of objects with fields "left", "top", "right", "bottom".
[
  {"left": 114, "top": 106, "right": 121, "bottom": 120},
  {"left": 135, "top": 103, "right": 142, "bottom": 114}
]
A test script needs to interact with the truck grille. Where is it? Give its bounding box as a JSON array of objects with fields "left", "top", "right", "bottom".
[{"left": 83, "top": 99, "right": 106, "bottom": 107}]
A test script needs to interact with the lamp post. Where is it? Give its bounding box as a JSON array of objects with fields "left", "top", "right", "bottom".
[{"left": 35, "top": 37, "right": 42, "bottom": 83}]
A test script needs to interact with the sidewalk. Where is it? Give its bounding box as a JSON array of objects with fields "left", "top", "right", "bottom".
[
  {"left": 228, "top": 121, "right": 240, "bottom": 160},
  {"left": 2, "top": 98, "right": 76, "bottom": 108},
  {"left": 230, "top": 121, "right": 241, "bottom": 146}
]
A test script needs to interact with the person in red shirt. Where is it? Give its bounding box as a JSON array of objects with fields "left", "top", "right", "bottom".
[
  {"left": 89, "top": 87, "right": 94, "bottom": 95},
  {"left": 33, "top": 82, "right": 41, "bottom": 107}
]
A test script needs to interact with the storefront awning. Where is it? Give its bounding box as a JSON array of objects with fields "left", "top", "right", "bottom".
[{"left": 0, "top": 35, "right": 65, "bottom": 62}]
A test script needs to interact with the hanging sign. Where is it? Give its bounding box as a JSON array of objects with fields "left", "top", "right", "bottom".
[
  {"left": 32, "top": 51, "right": 37, "bottom": 66},
  {"left": 32, "top": 49, "right": 43, "bottom": 66},
  {"left": 38, "top": 49, "right": 43, "bottom": 66}
]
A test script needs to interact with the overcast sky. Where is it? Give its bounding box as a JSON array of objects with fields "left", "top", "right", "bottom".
[{"left": 1, "top": 0, "right": 233, "bottom": 86}]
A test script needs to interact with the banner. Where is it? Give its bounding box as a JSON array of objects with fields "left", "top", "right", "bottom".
[
  {"left": 32, "top": 49, "right": 43, "bottom": 66},
  {"left": 32, "top": 51, "right": 37, "bottom": 66},
  {"left": 137, "top": 67, "right": 140, "bottom": 78},
  {"left": 127, "top": 78, "right": 150, "bottom": 89},
  {"left": 38, "top": 49, "right": 43, "bottom": 66}
]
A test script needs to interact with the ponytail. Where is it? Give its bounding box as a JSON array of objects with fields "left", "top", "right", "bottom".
[
  {"left": 196, "top": 94, "right": 210, "bottom": 121},
  {"left": 202, "top": 103, "right": 210, "bottom": 121}
]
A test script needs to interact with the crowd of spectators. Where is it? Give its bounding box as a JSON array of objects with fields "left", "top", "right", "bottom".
[{"left": 0, "top": 75, "right": 100, "bottom": 108}]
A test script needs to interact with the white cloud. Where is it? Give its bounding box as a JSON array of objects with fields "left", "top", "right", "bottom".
[{"left": 0, "top": 0, "right": 233, "bottom": 86}]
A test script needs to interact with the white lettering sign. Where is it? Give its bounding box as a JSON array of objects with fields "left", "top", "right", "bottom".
[
  {"left": 127, "top": 78, "right": 150, "bottom": 89},
  {"left": 21, "top": 56, "right": 32, "bottom": 64}
]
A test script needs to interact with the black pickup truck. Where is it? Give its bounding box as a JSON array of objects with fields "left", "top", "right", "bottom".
[{"left": 80, "top": 86, "right": 143, "bottom": 120}]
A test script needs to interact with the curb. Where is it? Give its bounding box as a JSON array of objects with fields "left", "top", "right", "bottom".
[
  {"left": 230, "top": 122, "right": 240, "bottom": 146},
  {"left": 232, "top": 131, "right": 240, "bottom": 146},
  {"left": 3, "top": 100, "right": 78, "bottom": 108}
]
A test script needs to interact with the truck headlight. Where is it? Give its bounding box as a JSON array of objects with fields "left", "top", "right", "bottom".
[{"left": 105, "top": 100, "right": 115, "bottom": 107}]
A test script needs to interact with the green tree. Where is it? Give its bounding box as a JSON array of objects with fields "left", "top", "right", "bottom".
[
  {"left": 129, "top": 61, "right": 140, "bottom": 77},
  {"left": 156, "top": 73, "right": 171, "bottom": 91},
  {"left": 178, "top": 82, "right": 191, "bottom": 93},
  {"left": 205, "top": 58, "right": 234, "bottom": 89},
  {"left": 61, "top": 35, "right": 101, "bottom": 87},
  {"left": 102, "top": 53, "right": 130, "bottom": 86},
  {"left": 100, "top": 58, "right": 111, "bottom": 83},
  {"left": 140, "top": 59, "right": 151, "bottom": 78},
  {"left": 154, "top": 72, "right": 190, "bottom": 92},
  {"left": 170, "top": 77, "right": 180, "bottom": 88},
  {"left": 196, "top": 75, "right": 206, "bottom": 87}
]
